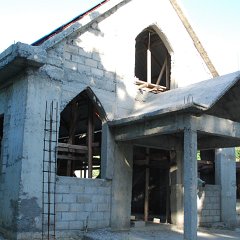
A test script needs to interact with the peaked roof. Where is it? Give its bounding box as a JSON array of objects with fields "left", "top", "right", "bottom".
[
  {"left": 32, "top": 0, "right": 109, "bottom": 46},
  {"left": 30, "top": 0, "right": 218, "bottom": 77}
]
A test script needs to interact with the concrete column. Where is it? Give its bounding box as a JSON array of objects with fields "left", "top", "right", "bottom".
[
  {"left": 101, "top": 123, "right": 115, "bottom": 180},
  {"left": 215, "top": 148, "right": 237, "bottom": 227},
  {"left": 183, "top": 128, "right": 198, "bottom": 240},
  {"left": 170, "top": 150, "right": 184, "bottom": 227},
  {"left": 111, "top": 142, "right": 133, "bottom": 230}
]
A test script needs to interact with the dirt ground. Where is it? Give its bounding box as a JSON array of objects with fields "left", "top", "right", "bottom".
[
  {"left": 84, "top": 223, "right": 240, "bottom": 240},
  {"left": 0, "top": 224, "right": 239, "bottom": 239}
]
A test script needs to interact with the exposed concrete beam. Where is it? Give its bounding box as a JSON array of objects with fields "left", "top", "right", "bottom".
[
  {"left": 133, "top": 135, "right": 182, "bottom": 151},
  {"left": 193, "top": 114, "right": 240, "bottom": 139},
  {"left": 169, "top": 0, "right": 219, "bottom": 78},
  {"left": 113, "top": 114, "right": 185, "bottom": 141},
  {"left": 198, "top": 136, "right": 240, "bottom": 150}
]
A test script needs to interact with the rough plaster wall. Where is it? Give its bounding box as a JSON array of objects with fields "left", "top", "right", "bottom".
[
  {"left": 0, "top": 75, "right": 28, "bottom": 234},
  {"left": 47, "top": 0, "right": 212, "bottom": 121},
  {"left": 17, "top": 68, "right": 61, "bottom": 233}
]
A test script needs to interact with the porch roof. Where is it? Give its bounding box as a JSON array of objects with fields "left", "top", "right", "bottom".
[{"left": 110, "top": 71, "right": 240, "bottom": 126}]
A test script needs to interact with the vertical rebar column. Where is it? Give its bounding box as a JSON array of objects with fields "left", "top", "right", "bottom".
[{"left": 42, "top": 102, "right": 48, "bottom": 240}]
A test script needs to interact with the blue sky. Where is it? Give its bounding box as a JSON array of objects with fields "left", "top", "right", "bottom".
[{"left": 1, "top": 0, "right": 239, "bottom": 75}]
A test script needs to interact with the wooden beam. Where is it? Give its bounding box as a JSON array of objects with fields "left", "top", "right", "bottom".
[
  {"left": 155, "top": 58, "right": 167, "bottom": 85},
  {"left": 88, "top": 101, "right": 93, "bottom": 178},
  {"left": 147, "top": 32, "right": 151, "bottom": 84},
  {"left": 144, "top": 148, "right": 150, "bottom": 222},
  {"left": 169, "top": 0, "right": 219, "bottom": 78}
]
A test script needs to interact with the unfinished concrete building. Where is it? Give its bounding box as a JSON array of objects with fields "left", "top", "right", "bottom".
[{"left": 0, "top": 0, "right": 239, "bottom": 239}]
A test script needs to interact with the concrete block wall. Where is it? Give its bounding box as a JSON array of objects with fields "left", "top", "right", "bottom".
[
  {"left": 56, "top": 176, "right": 111, "bottom": 232},
  {"left": 198, "top": 184, "right": 221, "bottom": 225}
]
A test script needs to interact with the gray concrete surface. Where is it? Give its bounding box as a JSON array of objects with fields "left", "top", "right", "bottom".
[{"left": 84, "top": 224, "right": 240, "bottom": 240}]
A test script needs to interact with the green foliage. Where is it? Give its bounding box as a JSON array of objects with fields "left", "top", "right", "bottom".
[{"left": 236, "top": 147, "right": 240, "bottom": 161}]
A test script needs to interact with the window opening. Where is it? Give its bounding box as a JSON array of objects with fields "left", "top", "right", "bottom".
[
  {"left": 135, "top": 27, "right": 171, "bottom": 93},
  {"left": 57, "top": 91, "right": 102, "bottom": 178}
]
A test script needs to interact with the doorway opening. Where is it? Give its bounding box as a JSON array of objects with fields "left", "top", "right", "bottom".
[{"left": 131, "top": 146, "right": 171, "bottom": 223}]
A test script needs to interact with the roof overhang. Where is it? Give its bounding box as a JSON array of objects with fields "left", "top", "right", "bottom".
[
  {"left": 0, "top": 42, "right": 47, "bottom": 86},
  {"left": 110, "top": 72, "right": 240, "bottom": 150}
]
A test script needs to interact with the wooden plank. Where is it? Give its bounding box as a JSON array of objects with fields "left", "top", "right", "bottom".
[
  {"left": 88, "top": 101, "right": 93, "bottom": 178},
  {"left": 147, "top": 32, "right": 151, "bottom": 84},
  {"left": 155, "top": 58, "right": 167, "bottom": 86},
  {"left": 144, "top": 148, "right": 150, "bottom": 222}
]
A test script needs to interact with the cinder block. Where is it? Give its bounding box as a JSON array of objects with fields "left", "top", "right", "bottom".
[
  {"left": 77, "top": 63, "right": 91, "bottom": 73},
  {"left": 70, "top": 185, "right": 84, "bottom": 192},
  {"left": 76, "top": 211, "right": 89, "bottom": 221},
  {"left": 84, "top": 203, "right": 97, "bottom": 212},
  {"left": 77, "top": 195, "right": 92, "bottom": 204},
  {"left": 61, "top": 212, "right": 76, "bottom": 221},
  {"left": 55, "top": 194, "right": 63, "bottom": 203},
  {"left": 201, "top": 210, "right": 209, "bottom": 216},
  {"left": 65, "top": 44, "right": 79, "bottom": 54},
  {"left": 84, "top": 187, "right": 96, "bottom": 194},
  {"left": 92, "top": 195, "right": 104, "bottom": 204},
  {"left": 85, "top": 59, "right": 98, "bottom": 68},
  {"left": 92, "top": 52, "right": 101, "bottom": 61},
  {"left": 62, "top": 194, "right": 76, "bottom": 203},
  {"left": 68, "top": 220, "right": 84, "bottom": 230},
  {"left": 104, "top": 71, "right": 115, "bottom": 80},
  {"left": 91, "top": 68, "right": 104, "bottom": 77},
  {"left": 213, "top": 216, "right": 220, "bottom": 222},
  {"left": 56, "top": 203, "right": 69, "bottom": 212},
  {"left": 56, "top": 212, "right": 62, "bottom": 221},
  {"left": 97, "top": 203, "right": 109, "bottom": 212},
  {"left": 213, "top": 203, "right": 220, "bottom": 210},
  {"left": 56, "top": 185, "right": 70, "bottom": 194},
  {"left": 70, "top": 203, "right": 85, "bottom": 211},
  {"left": 64, "top": 61, "right": 77, "bottom": 71},
  {"left": 79, "top": 47, "right": 92, "bottom": 58},
  {"left": 71, "top": 55, "right": 85, "bottom": 64},
  {"left": 89, "top": 212, "right": 104, "bottom": 221},
  {"left": 56, "top": 221, "right": 69, "bottom": 230}
]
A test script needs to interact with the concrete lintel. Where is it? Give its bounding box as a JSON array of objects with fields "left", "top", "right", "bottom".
[{"left": 193, "top": 114, "right": 240, "bottom": 139}]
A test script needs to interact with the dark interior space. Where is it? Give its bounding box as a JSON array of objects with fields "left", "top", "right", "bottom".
[
  {"left": 198, "top": 149, "right": 215, "bottom": 184},
  {"left": 57, "top": 90, "right": 102, "bottom": 178},
  {"left": 135, "top": 27, "right": 171, "bottom": 89},
  {"left": 131, "top": 146, "right": 171, "bottom": 223}
]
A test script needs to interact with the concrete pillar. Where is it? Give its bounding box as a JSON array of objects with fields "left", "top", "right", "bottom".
[
  {"left": 215, "top": 148, "right": 237, "bottom": 227},
  {"left": 170, "top": 150, "right": 184, "bottom": 227},
  {"left": 101, "top": 123, "right": 115, "bottom": 180},
  {"left": 111, "top": 142, "right": 133, "bottom": 230},
  {"left": 183, "top": 128, "right": 198, "bottom": 240}
]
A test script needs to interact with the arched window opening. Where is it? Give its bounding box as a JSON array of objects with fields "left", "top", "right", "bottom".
[
  {"left": 57, "top": 90, "right": 103, "bottom": 179},
  {"left": 135, "top": 27, "right": 171, "bottom": 93}
]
